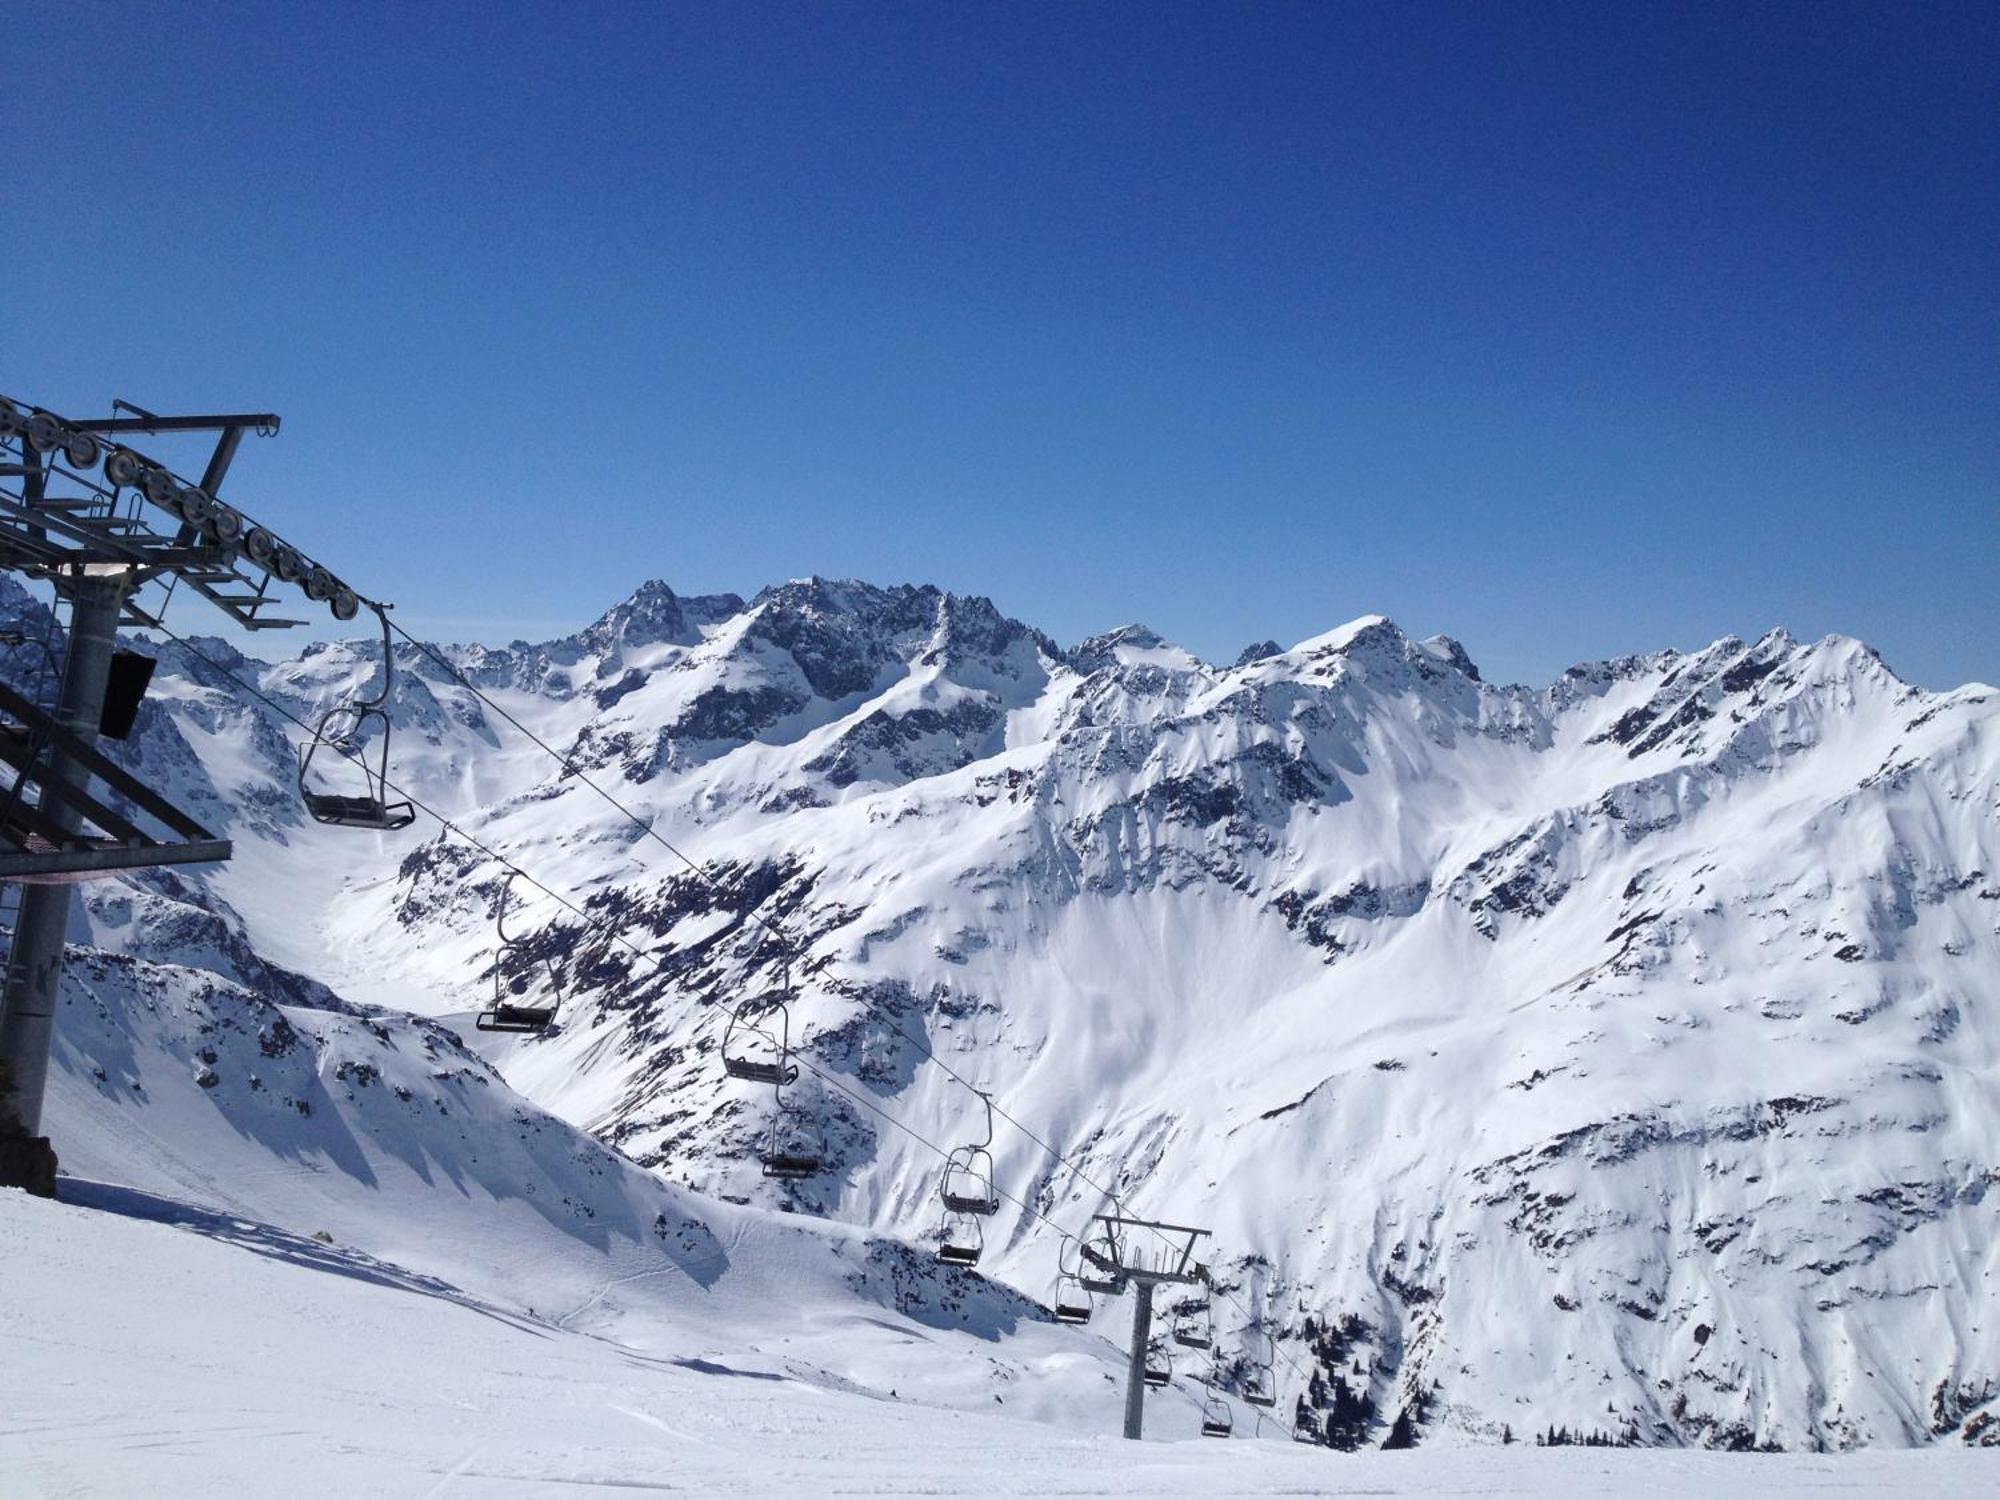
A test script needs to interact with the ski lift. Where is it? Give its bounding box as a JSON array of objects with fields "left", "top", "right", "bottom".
[
  {"left": 297, "top": 605, "right": 415, "bottom": 831},
  {"left": 721, "top": 970, "right": 800, "bottom": 1086},
  {"left": 1172, "top": 1292, "right": 1213, "bottom": 1350},
  {"left": 1243, "top": 1328, "right": 1279, "bottom": 1408},
  {"left": 1079, "top": 1213, "right": 1125, "bottom": 1281},
  {"left": 937, "top": 1207, "right": 983, "bottom": 1267},
  {"left": 1077, "top": 1226, "right": 1127, "bottom": 1293},
  {"left": 940, "top": 1090, "right": 1000, "bottom": 1215},
  {"left": 1143, "top": 1338, "right": 1172, "bottom": 1389},
  {"left": 476, "top": 872, "right": 561, "bottom": 1034},
  {"left": 761, "top": 1091, "right": 824, "bottom": 1180},
  {"left": 1051, "top": 1238, "right": 1093, "bottom": 1324},
  {"left": 1199, "top": 1377, "right": 1234, "bottom": 1439}
]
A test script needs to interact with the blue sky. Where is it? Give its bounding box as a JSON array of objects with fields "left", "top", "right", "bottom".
[{"left": 6, "top": 2, "right": 1995, "bottom": 687}]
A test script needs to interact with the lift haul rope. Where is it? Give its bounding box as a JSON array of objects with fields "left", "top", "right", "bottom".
[{"left": 157, "top": 615, "right": 1319, "bottom": 1404}]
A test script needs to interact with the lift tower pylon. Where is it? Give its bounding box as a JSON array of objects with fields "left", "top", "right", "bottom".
[
  {"left": 0, "top": 396, "right": 373, "bottom": 1195},
  {"left": 0, "top": 567, "right": 131, "bottom": 1167},
  {"left": 1082, "top": 1212, "right": 1211, "bottom": 1440}
]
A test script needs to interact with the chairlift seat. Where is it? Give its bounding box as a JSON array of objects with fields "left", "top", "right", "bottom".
[
  {"left": 1078, "top": 1271, "right": 1125, "bottom": 1294},
  {"left": 1201, "top": 1417, "right": 1233, "bottom": 1439},
  {"left": 1143, "top": 1367, "right": 1171, "bottom": 1389},
  {"left": 1244, "top": 1389, "right": 1278, "bottom": 1409},
  {"left": 937, "top": 1242, "right": 981, "bottom": 1267},
  {"left": 762, "top": 1150, "right": 820, "bottom": 1179},
  {"left": 477, "top": 1003, "right": 556, "bottom": 1034},
  {"left": 941, "top": 1187, "right": 1000, "bottom": 1216},
  {"left": 1053, "top": 1300, "right": 1092, "bottom": 1325},
  {"left": 304, "top": 792, "right": 416, "bottom": 830},
  {"left": 1174, "top": 1329, "right": 1213, "bottom": 1350},
  {"left": 723, "top": 1055, "right": 798, "bottom": 1087}
]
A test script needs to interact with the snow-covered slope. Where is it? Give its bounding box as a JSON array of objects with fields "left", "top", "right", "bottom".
[
  {"left": 34, "top": 946, "right": 1183, "bottom": 1441},
  {"left": 11, "top": 1193, "right": 1983, "bottom": 1496},
  {"left": 15, "top": 574, "right": 1998, "bottom": 1453}
]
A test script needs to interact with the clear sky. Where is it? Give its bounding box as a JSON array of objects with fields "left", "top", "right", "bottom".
[{"left": 6, "top": 2, "right": 1995, "bottom": 688}]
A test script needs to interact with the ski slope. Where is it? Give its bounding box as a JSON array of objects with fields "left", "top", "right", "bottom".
[
  {"left": 32, "top": 949, "right": 1186, "bottom": 1442},
  {"left": 3, "top": 1192, "right": 1982, "bottom": 1495}
]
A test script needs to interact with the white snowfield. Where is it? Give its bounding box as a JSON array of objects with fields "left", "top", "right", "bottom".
[
  {"left": 0, "top": 1194, "right": 1982, "bottom": 1496},
  {"left": 3, "top": 573, "right": 1997, "bottom": 1485}
]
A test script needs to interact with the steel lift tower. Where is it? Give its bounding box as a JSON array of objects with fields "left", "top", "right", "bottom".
[
  {"left": 0, "top": 396, "right": 368, "bottom": 1194},
  {"left": 1081, "top": 1210, "right": 1213, "bottom": 1440}
]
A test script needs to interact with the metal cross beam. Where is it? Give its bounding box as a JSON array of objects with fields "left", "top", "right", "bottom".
[{"left": 1090, "top": 1213, "right": 1210, "bottom": 1286}]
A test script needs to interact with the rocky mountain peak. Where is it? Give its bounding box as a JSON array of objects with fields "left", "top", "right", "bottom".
[
  {"left": 1068, "top": 623, "right": 1204, "bottom": 677},
  {"left": 575, "top": 579, "right": 733, "bottom": 662}
]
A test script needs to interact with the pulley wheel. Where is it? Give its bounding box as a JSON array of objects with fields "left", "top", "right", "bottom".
[
  {"left": 143, "top": 469, "right": 184, "bottom": 515},
  {"left": 104, "top": 448, "right": 144, "bottom": 489},
  {"left": 25, "top": 414, "right": 63, "bottom": 453},
  {"left": 63, "top": 431, "right": 100, "bottom": 470}
]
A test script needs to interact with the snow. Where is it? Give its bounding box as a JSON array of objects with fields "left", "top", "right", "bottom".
[
  {"left": 2, "top": 1191, "right": 1983, "bottom": 1495},
  {"left": 5, "top": 573, "right": 1997, "bottom": 1463}
]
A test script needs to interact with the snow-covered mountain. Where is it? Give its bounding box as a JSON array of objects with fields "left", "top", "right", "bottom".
[{"left": 15, "top": 574, "right": 1998, "bottom": 1453}]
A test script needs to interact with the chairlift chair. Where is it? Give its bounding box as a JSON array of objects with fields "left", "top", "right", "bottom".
[
  {"left": 1076, "top": 1215, "right": 1127, "bottom": 1294},
  {"left": 1143, "top": 1340, "right": 1172, "bottom": 1389},
  {"left": 761, "top": 1104, "right": 824, "bottom": 1179},
  {"left": 297, "top": 605, "right": 416, "bottom": 831},
  {"left": 1051, "top": 1238, "right": 1094, "bottom": 1323},
  {"left": 721, "top": 974, "right": 800, "bottom": 1086},
  {"left": 936, "top": 1207, "right": 983, "bottom": 1267},
  {"left": 1172, "top": 1295, "right": 1213, "bottom": 1351},
  {"left": 476, "top": 872, "right": 561, "bottom": 1034},
  {"left": 1079, "top": 1218, "right": 1123, "bottom": 1274},
  {"left": 939, "top": 1090, "right": 1000, "bottom": 1216},
  {"left": 1243, "top": 1327, "right": 1279, "bottom": 1407},
  {"left": 1200, "top": 1389, "right": 1234, "bottom": 1439},
  {"left": 1052, "top": 1275, "right": 1093, "bottom": 1323}
]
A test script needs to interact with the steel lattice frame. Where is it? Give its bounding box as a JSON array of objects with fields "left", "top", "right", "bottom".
[{"left": 0, "top": 395, "right": 369, "bottom": 632}]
